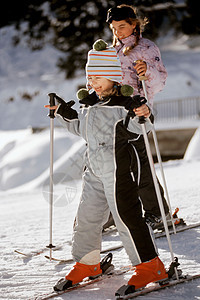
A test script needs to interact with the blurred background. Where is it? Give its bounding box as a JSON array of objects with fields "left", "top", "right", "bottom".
[{"left": 1, "top": 0, "right": 199, "bottom": 79}]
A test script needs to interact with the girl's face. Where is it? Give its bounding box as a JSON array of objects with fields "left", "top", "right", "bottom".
[
  {"left": 110, "top": 20, "right": 136, "bottom": 40},
  {"left": 88, "top": 76, "right": 114, "bottom": 97}
]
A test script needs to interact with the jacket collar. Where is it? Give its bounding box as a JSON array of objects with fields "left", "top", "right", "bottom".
[
  {"left": 79, "top": 91, "right": 98, "bottom": 106},
  {"left": 79, "top": 92, "right": 113, "bottom": 107},
  {"left": 116, "top": 34, "right": 137, "bottom": 48},
  {"left": 79, "top": 91, "right": 121, "bottom": 107},
  {"left": 79, "top": 92, "right": 132, "bottom": 110}
]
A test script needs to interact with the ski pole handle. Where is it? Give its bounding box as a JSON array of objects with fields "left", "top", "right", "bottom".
[
  {"left": 134, "top": 60, "right": 148, "bottom": 81},
  {"left": 139, "top": 75, "right": 148, "bottom": 81},
  {"left": 48, "top": 93, "right": 56, "bottom": 119},
  {"left": 131, "top": 95, "right": 147, "bottom": 124}
]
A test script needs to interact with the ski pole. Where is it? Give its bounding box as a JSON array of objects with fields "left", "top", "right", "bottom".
[
  {"left": 135, "top": 60, "right": 176, "bottom": 234},
  {"left": 140, "top": 76, "right": 176, "bottom": 235},
  {"left": 46, "top": 93, "right": 56, "bottom": 260},
  {"left": 139, "top": 117, "right": 179, "bottom": 280}
]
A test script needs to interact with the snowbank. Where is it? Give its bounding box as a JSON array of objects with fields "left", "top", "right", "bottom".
[
  {"left": 184, "top": 127, "right": 200, "bottom": 161},
  {"left": 0, "top": 128, "right": 84, "bottom": 191}
]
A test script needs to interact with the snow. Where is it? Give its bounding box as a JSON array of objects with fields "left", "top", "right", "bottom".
[
  {"left": 0, "top": 159, "right": 200, "bottom": 299},
  {"left": 184, "top": 127, "right": 200, "bottom": 161},
  {"left": 0, "top": 128, "right": 85, "bottom": 191},
  {"left": 0, "top": 25, "right": 200, "bottom": 299}
]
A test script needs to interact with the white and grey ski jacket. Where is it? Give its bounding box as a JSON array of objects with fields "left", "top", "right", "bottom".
[{"left": 56, "top": 93, "right": 153, "bottom": 177}]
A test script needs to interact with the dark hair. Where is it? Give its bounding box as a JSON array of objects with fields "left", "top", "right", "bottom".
[
  {"left": 106, "top": 5, "right": 137, "bottom": 24},
  {"left": 108, "top": 4, "right": 148, "bottom": 55}
]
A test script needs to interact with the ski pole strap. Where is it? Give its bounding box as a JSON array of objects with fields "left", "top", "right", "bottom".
[
  {"left": 132, "top": 95, "right": 147, "bottom": 124},
  {"left": 124, "top": 112, "right": 146, "bottom": 127},
  {"left": 138, "top": 116, "right": 146, "bottom": 124},
  {"left": 124, "top": 112, "right": 146, "bottom": 128},
  {"left": 124, "top": 95, "right": 147, "bottom": 127},
  {"left": 52, "top": 93, "right": 75, "bottom": 108},
  {"left": 48, "top": 93, "right": 56, "bottom": 119}
]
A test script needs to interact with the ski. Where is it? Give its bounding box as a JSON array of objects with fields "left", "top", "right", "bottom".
[
  {"left": 101, "top": 244, "right": 123, "bottom": 253},
  {"left": 155, "top": 221, "right": 200, "bottom": 238},
  {"left": 102, "top": 207, "right": 186, "bottom": 236},
  {"left": 44, "top": 222, "right": 200, "bottom": 263},
  {"left": 44, "top": 255, "right": 74, "bottom": 263},
  {"left": 115, "top": 273, "right": 200, "bottom": 299},
  {"left": 35, "top": 267, "right": 130, "bottom": 299},
  {"left": 103, "top": 221, "right": 200, "bottom": 254},
  {"left": 44, "top": 243, "right": 124, "bottom": 263},
  {"left": 103, "top": 226, "right": 117, "bottom": 236},
  {"left": 35, "top": 271, "right": 125, "bottom": 300},
  {"left": 35, "top": 276, "right": 105, "bottom": 299},
  {"left": 14, "top": 248, "right": 48, "bottom": 258},
  {"left": 103, "top": 221, "right": 200, "bottom": 240},
  {"left": 14, "top": 244, "right": 63, "bottom": 258},
  {"left": 16, "top": 222, "right": 200, "bottom": 261}
]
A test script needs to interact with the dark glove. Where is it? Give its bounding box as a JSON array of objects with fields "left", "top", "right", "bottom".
[
  {"left": 55, "top": 94, "right": 78, "bottom": 120},
  {"left": 125, "top": 95, "right": 147, "bottom": 119},
  {"left": 133, "top": 95, "right": 148, "bottom": 124},
  {"left": 131, "top": 95, "right": 147, "bottom": 109},
  {"left": 132, "top": 95, "right": 154, "bottom": 124}
]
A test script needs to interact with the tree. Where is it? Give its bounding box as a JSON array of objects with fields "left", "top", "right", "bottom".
[
  {"left": 1, "top": 0, "right": 199, "bottom": 79},
  {"left": 181, "top": 0, "right": 200, "bottom": 35},
  {"left": 0, "top": 0, "right": 52, "bottom": 49},
  {"left": 49, "top": 0, "right": 113, "bottom": 78}
]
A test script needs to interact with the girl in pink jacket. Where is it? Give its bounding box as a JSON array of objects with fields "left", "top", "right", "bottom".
[
  {"left": 105, "top": 4, "right": 170, "bottom": 230},
  {"left": 107, "top": 4, "right": 168, "bottom": 108}
]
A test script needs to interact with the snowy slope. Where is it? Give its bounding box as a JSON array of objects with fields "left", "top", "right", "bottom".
[
  {"left": 0, "top": 128, "right": 85, "bottom": 191},
  {"left": 0, "top": 158, "right": 200, "bottom": 300}
]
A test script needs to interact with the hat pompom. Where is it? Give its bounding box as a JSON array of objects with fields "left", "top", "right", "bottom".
[
  {"left": 76, "top": 88, "right": 89, "bottom": 100},
  {"left": 120, "top": 85, "right": 134, "bottom": 96},
  {"left": 93, "top": 39, "right": 108, "bottom": 51}
]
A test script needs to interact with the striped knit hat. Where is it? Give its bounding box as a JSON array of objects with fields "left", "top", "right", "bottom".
[{"left": 86, "top": 39, "right": 122, "bottom": 90}]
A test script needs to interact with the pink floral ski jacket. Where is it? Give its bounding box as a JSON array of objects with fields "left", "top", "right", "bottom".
[{"left": 115, "top": 35, "right": 167, "bottom": 107}]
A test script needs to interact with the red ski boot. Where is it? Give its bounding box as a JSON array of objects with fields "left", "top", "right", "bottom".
[
  {"left": 66, "top": 261, "right": 102, "bottom": 283},
  {"left": 116, "top": 256, "right": 168, "bottom": 296},
  {"left": 128, "top": 256, "right": 168, "bottom": 288},
  {"left": 54, "top": 253, "right": 114, "bottom": 292},
  {"left": 54, "top": 262, "right": 102, "bottom": 291}
]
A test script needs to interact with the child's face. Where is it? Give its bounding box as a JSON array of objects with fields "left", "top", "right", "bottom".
[
  {"left": 88, "top": 76, "right": 114, "bottom": 97},
  {"left": 110, "top": 20, "right": 136, "bottom": 40}
]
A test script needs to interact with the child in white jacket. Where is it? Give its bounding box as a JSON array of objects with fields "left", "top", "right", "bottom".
[{"left": 46, "top": 40, "right": 169, "bottom": 297}]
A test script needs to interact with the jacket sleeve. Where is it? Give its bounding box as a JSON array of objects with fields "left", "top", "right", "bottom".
[
  {"left": 142, "top": 40, "right": 168, "bottom": 101},
  {"left": 55, "top": 103, "right": 81, "bottom": 136},
  {"left": 127, "top": 115, "right": 153, "bottom": 134}
]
